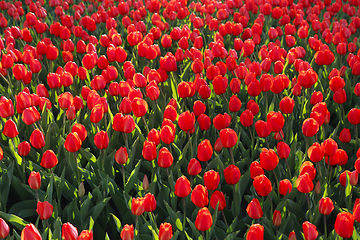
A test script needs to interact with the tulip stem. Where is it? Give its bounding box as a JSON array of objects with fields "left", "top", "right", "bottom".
[
  {"left": 187, "top": 132, "right": 193, "bottom": 158},
  {"left": 272, "top": 170, "right": 279, "bottom": 192},
  {"left": 356, "top": 125, "right": 358, "bottom": 153},
  {"left": 306, "top": 193, "right": 312, "bottom": 222},
  {"left": 101, "top": 149, "right": 105, "bottom": 173},
  {"left": 141, "top": 116, "right": 149, "bottom": 134},
  {"left": 221, "top": 211, "right": 228, "bottom": 229},
  {"left": 202, "top": 231, "right": 205, "bottom": 240},
  {"left": 285, "top": 159, "right": 292, "bottom": 180},
  {"left": 324, "top": 214, "right": 327, "bottom": 239},
  {"left": 182, "top": 197, "right": 186, "bottom": 230},
  {"left": 122, "top": 165, "right": 126, "bottom": 190},
  {"left": 229, "top": 148, "right": 235, "bottom": 165}
]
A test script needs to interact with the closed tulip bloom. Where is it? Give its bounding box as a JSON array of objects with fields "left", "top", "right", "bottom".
[
  {"left": 131, "top": 197, "right": 145, "bottom": 215},
  {"left": 174, "top": 176, "right": 191, "bottom": 198},
  {"left": 307, "top": 142, "right": 324, "bottom": 163},
  {"left": 195, "top": 207, "right": 213, "bottom": 231},
  {"left": 322, "top": 138, "right": 338, "bottom": 157},
  {"left": 253, "top": 175, "right": 272, "bottom": 196},
  {"left": 191, "top": 184, "right": 209, "bottom": 208},
  {"left": 339, "top": 128, "right": 351, "bottom": 143},
  {"left": 120, "top": 224, "right": 134, "bottom": 240},
  {"left": 77, "top": 230, "right": 93, "bottom": 240},
  {"left": 21, "top": 223, "right": 42, "bottom": 240},
  {"left": 213, "top": 113, "right": 232, "bottom": 130},
  {"left": 255, "top": 120, "right": 271, "bottom": 138},
  {"left": 159, "top": 223, "right": 172, "bottom": 240},
  {"left": 178, "top": 111, "right": 195, "bottom": 132},
  {"left": 142, "top": 140, "right": 157, "bottom": 161},
  {"left": 3, "top": 119, "right": 19, "bottom": 138},
  {"left": 246, "top": 198, "right": 263, "bottom": 219},
  {"left": 188, "top": 158, "right": 202, "bottom": 176},
  {"left": 267, "top": 111, "right": 284, "bottom": 133},
  {"left": 319, "top": 197, "right": 334, "bottom": 215},
  {"left": 299, "top": 161, "right": 317, "bottom": 181},
  {"left": 36, "top": 201, "right": 53, "bottom": 220},
  {"left": 296, "top": 173, "right": 314, "bottom": 193},
  {"left": 0, "top": 97, "right": 14, "bottom": 118},
  {"left": 279, "top": 179, "right": 292, "bottom": 195},
  {"left": 348, "top": 108, "right": 360, "bottom": 125},
  {"left": 229, "top": 95, "right": 242, "bottom": 112},
  {"left": 198, "top": 113, "right": 211, "bottom": 131},
  {"left": 353, "top": 200, "right": 360, "bottom": 223},
  {"left": 115, "top": 147, "right": 128, "bottom": 165},
  {"left": 62, "top": 222, "right": 78, "bottom": 240},
  {"left": 219, "top": 128, "right": 238, "bottom": 148},
  {"left": 277, "top": 141, "right": 290, "bottom": 159},
  {"left": 197, "top": 139, "right": 213, "bottom": 162},
  {"left": 64, "top": 132, "right": 82, "bottom": 152},
  {"left": 210, "top": 190, "right": 226, "bottom": 211},
  {"left": 260, "top": 148, "right": 279, "bottom": 171},
  {"left": 302, "top": 118, "right": 319, "bottom": 137},
  {"left": 288, "top": 231, "right": 296, "bottom": 240},
  {"left": 303, "top": 221, "right": 318, "bottom": 240},
  {"left": 0, "top": 218, "right": 9, "bottom": 238},
  {"left": 250, "top": 161, "right": 264, "bottom": 180},
  {"left": 28, "top": 171, "right": 41, "bottom": 190},
  {"left": 212, "top": 75, "right": 228, "bottom": 95},
  {"left": 339, "top": 170, "right": 352, "bottom": 187},
  {"left": 279, "top": 96, "right": 295, "bottom": 114},
  {"left": 240, "top": 109, "right": 254, "bottom": 127},
  {"left": 273, "top": 210, "right": 282, "bottom": 226},
  {"left": 41, "top": 150, "right": 58, "bottom": 169},
  {"left": 94, "top": 131, "right": 109, "bottom": 149},
  {"left": 0, "top": 147, "right": 2, "bottom": 161},
  {"left": 246, "top": 224, "right": 264, "bottom": 240},
  {"left": 144, "top": 193, "right": 157, "bottom": 212},
  {"left": 132, "top": 97, "right": 148, "bottom": 117},
  {"left": 30, "top": 129, "right": 45, "bottom": 149},
  {"left": 18, "top": 141, "right": 31, "bottom": 157},
  {"left": 72, "top": 124, "right": 87, "bottom": 142},
  {"left": 223, "top": 164, "right": 241, "bottom": 185},
  {"left": 160, "top": 125, "right": 175, "bottom": 145},
  {"left": 335, "top": 212, "right": 354, "bottom": 239},
  {"left": 204, "top": 170, "right": 220, "bottom": 190},
  {"left": 158, "top": 147, "right": 173, "bottom": 168},
  {"left": 90, "top": 104, "right": 104, "bottom": 123}
]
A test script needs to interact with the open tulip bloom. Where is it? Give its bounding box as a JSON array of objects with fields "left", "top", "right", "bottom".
[{"left": 3, "top": 0, "right": 360, "bottom": 239}]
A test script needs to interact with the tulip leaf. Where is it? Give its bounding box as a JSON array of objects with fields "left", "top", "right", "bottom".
[
  {"left": 125, "top": 160, "right": 141, "bottom": 193},
  {"left": 110, "top": 213, "right": 122, "bottom": 233},
  {"left": 46, "top": 173, "right": 54, "bottom": 202},
  {"left": 8, "top": 139, "right": 22, "bottom": 166},
  {"left": 89, "top": 216, "right": 94, "bottom": 231},
  {"left": 0, "top": 211, "right": 28, "bottom": 231},
  {"left": 163, "top": 200, "right": 183, "bottom": 231},
  {"left": 186, "top": 217, "right": 201, "bottom": 240},
  {"left": 353, "top": 228, "right": 360, "bottom": 240},
  {"left": 88, "top": 197, "right": 110, "bottom": 222},
  {"left": 345, "top": 173, "right": 351, "bottom": 197},
  {"left": 225, "top": 230, "right": 240, "bottom": 240},
  {"left": 8, "top": 200, "right": 37, "bottom": 219},
  {"left": 80, "top": 148, "right": 97, "bottom": 163}
]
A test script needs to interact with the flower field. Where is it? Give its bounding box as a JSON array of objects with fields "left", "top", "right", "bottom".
[{"left": 1, "top": 0, "right": 360, "bottom": 239}]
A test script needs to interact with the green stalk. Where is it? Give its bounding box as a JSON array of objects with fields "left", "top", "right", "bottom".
[
  {"left": 229, "top": 148, "right": 235, "bottom": 165},
  {"left": 187, "top": 132, "right": 193, "bottom": 158},
  {"left": 324, "top": 215, "right": 327, "bottom": 239},
  {"left": 182, "top": 197, "right": 186, "bottom": 231},
  {"left": 306, "top": 193, "right": 312, "bottom": 222}
]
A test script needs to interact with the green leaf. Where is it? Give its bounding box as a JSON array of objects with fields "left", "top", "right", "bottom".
[
  {"left": 0, "top": 211, "right": 28, "bottom": 230},
  {"left": 8, "top": 139, "right": 22, "bottom": 166},
  {"left": 89, "top": 216, "right": 94, "bottom": 231},
  {"left": 186, "top": 217, "right": 201, "bottom": 240},
  {"left": 345, "top": 173, "right": 351, "bottom": 197},
  {"left": 89, "top": 197, "right": 111, "bottom": 222},
  {"left": 225, "top": 230, "right": 240, "bottom": 240},
  {"left": 163, "top": 201, "right": 183, "bottom": 231},
  {"left": 111, "top": 213, "right": 122, "bottom": 233},
  {"left": 125, "top": 160, "right": 142, "bottom": 193}
]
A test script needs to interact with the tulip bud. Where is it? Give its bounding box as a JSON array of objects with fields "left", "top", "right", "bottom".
[
  {"left": 142, "top": 175, "right": 149, "bottom": 191},
  {"left": 115, "top": 147, "right": 128, "bottom": 165},
  {"left": 288, "top": 231, "right": 296, "bottom": 240},
  {"left": 273, "top": 210, "right": 282, "bottom": 226},
  {"left": 314, "top": 181, "right": 321, "bottom": 194},
  {"left": 0, "top": 218, "right": 9, "bottom": 238},
  {"left": 28, "top": 171, "right": 41, "bottom": 190},
  {"left": 36, "top": 201, "right": 53, "bottom": 220},
  {"left": 78, "top": 182, "right": 85, "bottom": 197}
]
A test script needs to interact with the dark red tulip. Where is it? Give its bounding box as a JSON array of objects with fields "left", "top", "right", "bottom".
[
  {"left": 62, "top": 222, "right": 78, "bottom": 240},
  {"left": 335, "top": 212, "right": 354, "bottom": 239},
  {"left": 303, "top": 221, "right": 318, "bottom": 240},
  {"left": 193, "top": 101, "right": 206, "bottom": 116},
  {"left": 307, "top": 142, "right": 324, "bottom": 163},
  {"left": 191, "top": 184, "right": 209, "bottom": 208},
  {"left": 94, "top": 131, "right": 109, "bottom": 149},
  {"left": 246, "top": 198, "right": 263, "bottom": 219},
  {"left": 250, "top": 161, "right": 264, "bottom": 179},
  {"left": 210, "top": 190, "right": 226, "bottom": 211},
  {"left": 21, "top": 224, "right": 42, "bottom": 240},
  {"left": 273, "top": 210, "right": 282, "bottom": 226},
  {"left": 2, "top": 119, "right": 19, "bottom": 138},
  {"left": 36, "top": 201, "right": 53, "bottom": 220},
  {"left": 197, "top": 139, "right": 213, "bottom": 162},
  {"left": 203, "top": 170, "right": 220, "bottom": 190},
  {"left": 174, "top": 175, "right": 191, "bottom": 198},
  {"left": 339, "top": 128, "right": 351, "bottom": 143},
  {"left": 348, "top": 108, "right": 360, "bottom": 125},
  {"left": 253, "top": 175, "right": 272, "bottom": 196},
  {"left": 30, "top": 129, "right": 45, "bottom": 149},
  {"left": 28, "top": 171, "right": 41, "bottom": 190},
  {"left": 246, "top": 224, "right": 264, "bottom": 240},
  {"left": 64, "top": 132, "right": 82, "bottom": 152},
  {"left": 195, "top": 207, "right": 213, "bottom": 231},
  {"left": 159, "top": 223, "right": 172, "bottom": 240}
]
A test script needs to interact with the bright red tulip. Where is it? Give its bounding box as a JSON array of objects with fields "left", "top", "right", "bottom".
[
  {"left": 334, "top": 212, "right": 354, "bottom": 239},
  {"left": 210, "top": 190, "right": 226, "bottom": 211},
  {"left": 41, "top": 150, "right": 58, "bottom": 169},
  {"left": 260, "top": 148, "right": 279, "bottom": 171},
  {"left": 142, "top": 140, "right": 157, "bottom": 161},
  {"left": 62, "top": 222, "right": 78, "bottom": 240},
  {"left": 197, "top": 139, "right": 213, "bottom": 162},
  {"left": 18, "top": 141, "right": 31, "bottom": 157},
  {"left": 246, "top": 198, "right": 263, "bottom": 219},
  {"left": 64, "top": 132, "right": 82, "bottom": 152},
  {"left": 77, "top": 230, "right": 93, "bottom": 240},
  {"left": 174, "top": 176, "right": 191, "bottom": 198},
  {"left": 203, "top": 170, "right": 220, "bottom": 190},
  {"left": 2, "top": 119, "right": 19, "bottom": 138},
  {"left": 132, "top": 97, "right": 148, "bottom": 117},
  {"left": 195, "top": 207, "right": 213, "bottom": 231},
  {"left": 188, "top": 158, "right": 202, "bottom": 176},
  {"left": 303, "top": 221, "right": 318, "bottom": 240},
  {"left": 191, "top": 184, "right": 209, "bottom": 208},
  {"left": 144, "top": 193, "right": 157, "bottom": 212},
  {"left": 219, "top": 128, "right": 238, "bottom": 148},
  {"left": 267, "top": 111, "right": 284, "bottom": 133},
  {"left": 246, "top": 224, "right": 264, "bottom": 240},
  {"left": 0, "top": 218, "right": 9, "bottom": 239},
  {"left": 158, "top": 147, "right": 173, "bottom": 168},
  {"left": 296, "top": 173, "right": 314, "bottom": 193},
  {"left": 21, "top": 224, "right": 42, "bottom": 240},
  {"left": 120, "top": 224, "right": 134, "bottom": 240},
  {"left": 94, "top": 131, "right": 109, "bottom": 149},
  {"left": 302, "top": 118, "right": 319, "bottom": 137},
  {"left": 178, "top": 111, "right": 195, "bottom": 132},
  {"left": 223, "top": 164, "right": 241, "bottom": 185},
  {"left": 253, "top": 175, "right": 272, "bottom": 196},
  {"left": 279, "top": 179, "right": 292, "bottom": 195},
  {"left": 159, "top": 222, "right": 172, "bottom": 240},
  {"left": 115, "top": 147, "right": 128, "bottom": 165},
  {"left": 71, "top": 124, "right": 87, "bottom": 142},
  {"left": 319, "top": 197, "right": 334, "bottom": 215},
  {"left": 339, "top": 128, "right": 351, "bottom": 143},
  {"left": 255, "top": 120, "right": 271, "bottom": 138},
  {"left": 36, "top": 201, "right": 53, "bottom": 220},
  {"left": 28, "top": 171, "right": 41, "bottom": 190},
  {"left": 131, "top": 197, "right": 145, "bottom": 215}
]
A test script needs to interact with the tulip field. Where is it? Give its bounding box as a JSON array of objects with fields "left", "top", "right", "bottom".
[{"left": 3, "top": 0, "right": 360, "bottom": 239}]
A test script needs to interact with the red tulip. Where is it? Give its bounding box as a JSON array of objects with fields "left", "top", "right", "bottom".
[
  {"left": 174, "top": 176, "right": 191, "bottom": 198},
  {"left": 2, "top": 119, "right": 19, "bottom": 138},
  {"left": 223, "top": 164, "right": 241, "bottom": 185},
  {"left": 115, "top": 147, "right": 128, "bottom": 165},
  {"left": 41, "top": 150, "right": 58, "bottom": 169},
  {"left": 198, "top": 113, "right": 211, "bottom": 131},
  {"left": 36, "top": 201, "right": 53, "bottom": 220},
  {"left": 18, "top": 141, "right": 31, "bottom": 157},
  {"left": 322, "top": 138, "right": 338, "bottom": 157},
  {"left": 260, "top": 148, "right": 279, "bottom": 171},
  {"left": 62, "top": 222, "right": 78, "bottom": 240},
  {"left": 334, "top": 212, "right": 354, "bottom": 239},
  {"left": 160, "top": 125, "right": 175, "bottom": 144},
  {"left": 158, "top": 147, "right": 173, "bottom": 168},
  {"left": 250, "top": 161, "right": 264, "bottom": 180},
  {"left": 229, "top": 95, "right": 242, "bottom": 112},
  {"left": 267, "top": 111, "right": 284, "bottom": 133},
  {"left": 28, "top": 171, "right": 41, "bottom": 190},
  {"left": 72, "top": 124, "right": 87, "bottom": 142},
  {"left": 307, "top": 142, "right": 324, "bottom": 163},
  {"left": 277, "top": 141, "right": 290, "bottom": 159},
  {"left": 319, "top": 197, "right": 334, "bottom": 215},
  {"left": 197, "top": 139, "right": 213, "bottom": 162},
  {"left": 246, "top": 198, "right": 263, "bottom": 219},
  {"left": 21, "top": 224, "right": 42, "bottom": 240},
  {"left": 0, "top": 218, "right": 9, "bottom": 238},
  {"left": 353, "top": 200, "right": 360, "bottom": 223},
  {"left": 303, "top": 221, "right": 318, "bottom": 240},
  {"left": 348, "top": 108, "right": 360, "bottom": 125},
  {"left": 187, "top": 158, "right": 202, "bottom": 176},
  {"left": 299, "top": 161, "right": 316, "bottom": 181},
  {"left": 0, "top": 97, "right": 14, "bottom": 118},
  {"left": 273, "top": 210, "right": 282, "bottom": 226},
  {"left": 219, "top": 128, "right": 238, "bottom": 148},
  {"left": 178, "top": 111, "right": 195, "bottom": 132},
  {"left": 255, "top": 120, "right": 271, "bottom": 138},
  {"left": 94, "top": 131, "right": 109, "bottom": 149},
  {"left": 159, "top": 222, "right": 172, "bottom": 240},
  {"left": 253, "top": 175, "right": 272, "bottom": 196},
  {"left": 195, "top": 207, "right": 213, "bottom": 231},
  {"left": 210, "top": 190, "right": 226, "bottom": 211},
  {"left": 279, "top": 179, "right": 292, "bottom": 195},
  {"left": 279, "top": 96, "right": 295, "bottom": 114},
  {"left": 77, "top": 230, "right": 93, "bottom": 240},
  {"left": 120, "top": 224, "right": 134, "bottom": 240},
  {"left": 90, "top": 104, "right": 104, "bottom": 123},
  {"left": 191, "top": 184, "right": 209, "bottom": 208},
  {"left": 142, "top": 140, "right": 157, "bottom": 161},
  {"left": 339, "top": 128, "right": 351, "bottom": 143},
  {"left": 64, "top": 132, "right": 82, "bottom": 152},
  {"left": 203, "top": 170, "right": 220, "bottom": 190},
  {"left": 246, "top": 224, "right": 264, "bottom": 240},
  {"left": 144, "top": 193, "right": 157, "bottom": 212},
  {"left": 213, "top": 113, "right": 232, "bottom": 130},
  {"left": 131, "top": 197, "right": 145, "bottom": 215},
  {"left": 288, "top": 231, "right": 296, "bottom": 240},
  {"left": 193, "top": 101, "right": 206, "bottom": 116},
  {"left": 302, "top": 118, "right": 319, "bottom": 137},
  {"left": 240, "top": 109, "right": 254, "bottom": 127},
  {"left": 296, "top": 173, "right": 314, "bottom": 193}
]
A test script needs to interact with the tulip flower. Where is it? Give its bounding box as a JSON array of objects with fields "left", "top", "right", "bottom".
[
  {"left": 36, "top": 201, "right": 53, "bottom": 220},
  {"left": 246, "top": 198, "right": 263, "bottom": 219},
  {"left": 21, "top": 223, "right": 42, "bottom": 240},
  {"left": 335, "top": 212, "right": 354, "bottom": 239},
  {"left": 72, "top": 124, "right": 87, "bottom": 142},
  {"left": 197, "top": 139, "right": 213, "bottom": 162},
  {"left": 302, "top": 118, "right": 319, "bottom": 137},
  {"left": 0, "top": 146, "right": 2, "bottom": 161},
  {"left": 191, "top": 184, "right": 209, "bottom": 208},
  {"left": 131, "top": 197, "right": 145, "bottom": 216},
  {"left": 77, "top": 230, "right": 93, "bottom": 240},
  {"left": 94, "top": 131, "right": 109, "bottom": 150},
  {"left": 30, "top": 129, "right": 46, "bottom": 149},
  {"left": 246, "top": 224, "right": 264, "bottom": 240},
  {"left": 158, "top": 147, "right": 173, "bottom": 168},
  {"left": 115, "top": 147, "right": 128, "bottom": 165},
  {"left": 279, "top": 179, "right": 292, "bottom": 195},
  {"left": 296, "top": 173, "right": 314, "bottom": 193},
  {"left": 260, "top": 148, "right": 279, "bottom": 171},
  {"left": 62, "top": 222, "right": 78, "bottom": 240},
  {"left": 195, "top": 207, "right": 213, "bottom": 231},
  {"left": 253, "top": 175, "right": 272, "bottom": 196},
  {"left": 210, "top": 190, "right": 226, "bottom": 211},
  {"left": 18, "top": 141, "right": 31, "bottom": 157},
  {"left": 142, "top": 140, "right": 157, "bottom": 161},
  {"left": 144, "top": 193, "right": 156, "bottom": 212},
  {"left": 40, "top": 150, "right": 58, "bottom": 169},
  {"left": 2, "top": 119, "right": 19, "bottom": 138},
  {"left": 120, "top": 224, "right": 134, "bottom": 240},
  {"left": 174, "top": 176, "right": 191, "bottom": 198},
  {"left": 203, "top": 170, "right": 220, "bottom": 190},
  {"left": 187, "top": 158, "right": 202, "bottom": 176},
  {"left": 64, "top": 132, "right": 82, "bottom": 152},
  {"left": 223, "top": 164, "right": 241, "bottom": 185},
  {"left": 159, "top": 223, "right": 173, "bottom": 240},
  {"left": 0, "top": 218, "right": 9, "bottom": 239},
  {"left": 303, "top": 221, "right": 318, "bottom": 240}
]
